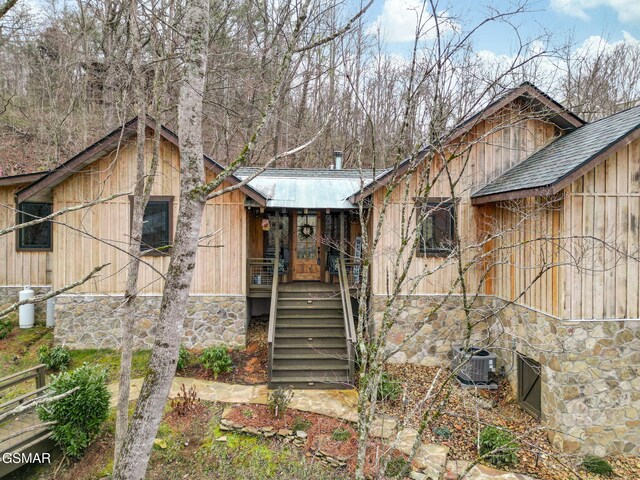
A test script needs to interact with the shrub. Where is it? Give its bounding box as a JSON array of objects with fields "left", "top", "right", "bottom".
[
  {"left": 200, "top": 346, "right": 233, "bottom": 379},
  {"left": 433, "top": 426, "right": 452, "bottom": 439},
  {"left": 376, "top": 372, "right": 403, "bottom": 402},
  {"left": 581, "top": 455, "right": 614, "bottom": 476},
  {"left": 292, "top": 416, "right": 312, "bottom": 432},
  {"left": 478, "top": 425, "right": 519, "bottom": 467},
  {"left": 38, "top": 345, "right": 71, "bottom": 371},
  {"left": 177, "top": 345, "right": 190, "bottom": 371},
  {"left": 268, "top": 386, "right": 293, "bottom": 418},
  {"left": 0, "top": 317, "right": 13, "bottom": 340},
  {"left": 385, "top": 457, "right": 409, "bottom": 478},
  {"left": 37, "top": 364, "right": 110, "bottom": 458},
  {"left": 331, "top": 427, "right": 351, "bottom": 442},
  {"left": 170, "top": 383, "right": 199, "bottom": 416}
]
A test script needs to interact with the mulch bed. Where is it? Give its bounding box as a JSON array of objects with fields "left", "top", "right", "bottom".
[
  {"left": 224, "top": 403, "right": 406, "bottom": 476},
  {"left": 178, "top": 316, "right": 268, "bottom": 385},
  {"left": 377, "top": 363, "right": 640, "bottom": 480}
]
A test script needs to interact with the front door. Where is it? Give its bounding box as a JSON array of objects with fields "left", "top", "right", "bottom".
[{"left": 292, "top": 211, "right": 321, "bottom": 281}]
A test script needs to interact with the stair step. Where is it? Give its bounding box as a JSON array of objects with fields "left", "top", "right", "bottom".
[
  {"left": 274, "top": 330, "right": 346, "bottom": 339},
  {"left": 275, "top": 337, "right": 347, "bottom": 346},
  {"left": 273, "top": 352, "right": 349, "bottom": 360},
  {"left": 278, "top": 297, "right": 341, "bottom": 303},
  {"left": 268, "top": 380, "right": 351, "bottom": 390},
  {"left": 272, "top": 359, "right": 349, "bottom": 369},
  {"left": 276, "top": 320, "right": 344, "bottom": 328},
  {"left": 271, "top": 370, "right": 351, "bottom": 380},
  {"left": 277, "top": 307, "right": 343, "bottom": 316},
  {"left": 273, "top": 347, "right": 347, "bottom": 355},
  {"left": 276, "top": 313, "right": 344, "bottom": 320}
]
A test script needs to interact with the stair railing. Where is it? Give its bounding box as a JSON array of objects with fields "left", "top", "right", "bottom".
[
  {"left": 267, "top": 255, "right": 279, "bottom": 383},
  {"left": 338, "top": 258, "right": 357, "bottom": 383}
]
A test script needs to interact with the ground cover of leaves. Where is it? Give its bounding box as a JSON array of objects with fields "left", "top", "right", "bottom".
[{"left": 378, "top": 363, "right": 640, "bottom": 480}]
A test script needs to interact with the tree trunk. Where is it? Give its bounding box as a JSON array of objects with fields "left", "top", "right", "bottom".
[{"left": 111, "top": 0, "right": 209, "bottom": 475}]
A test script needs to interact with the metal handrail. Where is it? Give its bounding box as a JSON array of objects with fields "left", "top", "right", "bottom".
[
  {"left": 338, "top": 259, "right": 357, "bottom": 382},
  {"left": 267, "top": 257, "right": 279, "bottom": 382}
]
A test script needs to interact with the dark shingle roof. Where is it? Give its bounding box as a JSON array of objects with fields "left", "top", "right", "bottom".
[{"left": 472, "top": 105, "right": 640, "bottom": 199}]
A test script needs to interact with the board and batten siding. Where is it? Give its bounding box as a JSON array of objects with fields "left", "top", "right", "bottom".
[
  {"left": 562, "top": 136, "right": 640, "bottom": 320},
  {"left": 52, "top": 137, "right": 246, "bottom": 295},
  {"left": 371, "top": 113, "right": 560, "bottom": 297},
  {"left": 0, "top": 185, "right": 51, "bottom": 286}
]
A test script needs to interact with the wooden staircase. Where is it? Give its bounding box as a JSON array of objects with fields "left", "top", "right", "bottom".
[{"left": 269, "top": 283, "right": 352, "bottom": 389}]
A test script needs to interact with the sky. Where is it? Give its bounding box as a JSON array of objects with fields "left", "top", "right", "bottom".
[{"left": 363, "top": 0, "right": 640, "bottom": 56}]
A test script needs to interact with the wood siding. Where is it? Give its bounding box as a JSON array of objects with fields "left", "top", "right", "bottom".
[
  {"left": 371, "top": 114, "right": 559, "bottom": 296},
  {"left": 52, "top": 137, "right": 246, "bottom": 295},
  {"left": 0, "top": 185, "right": 51, "bottom": 286}
]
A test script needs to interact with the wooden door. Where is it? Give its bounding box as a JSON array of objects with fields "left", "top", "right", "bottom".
[
  {"left": 518, "top": 355, "right": 541, "bottom": 419},
  {"left": 292, "top": 211, "right": 321, "bottom": 281}
]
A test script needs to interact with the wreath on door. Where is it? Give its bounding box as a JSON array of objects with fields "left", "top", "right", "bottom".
[{"left": 299, "top": 223, "right": 314, "bottom": 238}]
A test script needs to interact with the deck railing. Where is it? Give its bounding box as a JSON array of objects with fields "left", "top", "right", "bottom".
[
  {"left": 266, "top": 257, "right": 279, "bottom": 383},
  {"left": 248, "top": 258, "right": 276, "bottom": 296},
  {"left": 338, "top": 259, "right": 358, "bottom": 382}
]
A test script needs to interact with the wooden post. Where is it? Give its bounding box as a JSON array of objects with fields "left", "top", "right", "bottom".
[
  {"left": 339, "top": 211, "right": 345, "bottom": 261},
  {"left": 36, "top": 365, "right": 46, "bottom": 389}
]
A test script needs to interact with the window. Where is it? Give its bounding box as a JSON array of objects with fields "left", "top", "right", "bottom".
[
  {"left": 417, "top": 199, "right": 455, "bottom": 256},
  {"left": 132, "top": 196, "right": 173, "bottom": 255},
  {"left": 17, "top": 202, "right": 53, "bottom": 251}
]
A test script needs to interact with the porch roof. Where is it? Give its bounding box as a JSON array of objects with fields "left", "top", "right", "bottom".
[{"left": 236, "top": 167, "right": 378, "bottom": 209}]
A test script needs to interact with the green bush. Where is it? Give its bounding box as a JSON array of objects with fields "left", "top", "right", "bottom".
[
  {"left": 581, "top": 455, "right": 614, "bottom": 476},
  {"left": 376, "top": 372, "right": 403, "bottom": 402},
  {"left": 292, "top": 416, "right": 312, "bottom": 432},
  {"left": 478, "top": 426, "right": 519, "bottom": 467},
  {"left": 268, "top": 386, "right": 293, "bottom": 418},
  {"left": 177, "top": 345, "right": 190, "bottom": 371},
  {"left": 200, "top": 346, "right": 233, "bottom": 379},
  {"left": 37, "top": 364, "right": 111, "bottom": 458},
  {"left": 38, "top": 345, "right": 71, "bottom": 371},
  {"left": 0, "top": 317, "right": 13, "bottom": 339},
  {"left": 385, "top": 457, "right": 409, "bottom": 477},
  {"left": 331, "top": 427, "right": 351, "bottom": 442}
]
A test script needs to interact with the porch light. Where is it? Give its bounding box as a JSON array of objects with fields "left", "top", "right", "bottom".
[{"left": 334, "top": 150, "right": 343, "bottom": 170}]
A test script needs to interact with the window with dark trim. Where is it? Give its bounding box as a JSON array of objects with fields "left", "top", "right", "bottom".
[
  {"left": 417, "top": 199, "right": 455, "bottom": 256},
  {"left": 17, "top": 202, "right": 53, "bottom": 251},
  {"left": 131, "top": 196, "right": 173, "bottom": 255}
]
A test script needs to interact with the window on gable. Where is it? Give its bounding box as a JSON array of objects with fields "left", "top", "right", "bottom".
[
  {"left": 417, "top": 199, "right": 455, "bottom": 256},
  {"left": 17, "top": 202, "right": 53, "bottom": 251},
  {"left": 131, "top": 196, "right": 173, "bottom": 255}
]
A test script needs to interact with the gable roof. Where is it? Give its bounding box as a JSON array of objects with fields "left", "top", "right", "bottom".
[
  {"left": 15, "top": 117, "right": 268, "bottom": 206},
  {"left": 471, "top": 104, "right": 640, "bottom": 204},
  {"left": 0, "top": 172, "right": 47, "bottom": 187},
  {"left": 348, "top": 82, "right": 585, "bottom": 203},
  {"left": 236, "top": 167, "right": 376, "bottom": 209}
]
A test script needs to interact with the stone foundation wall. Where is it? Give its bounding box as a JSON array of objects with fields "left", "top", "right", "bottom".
[
  {"left": 373, "top": 294, "right": 493, "bottom": 366},
  {"left": 53, "top": 294, "right": 247, "bottom": 349},
  {"left": 0, "top": 285, "right": 51, "bottom": 323},
  {"left": 373, "top": 294, "right": 640, "bottom": 456},
  {"left": 490, "top": 302, "right": 640, "bottom": 456}
]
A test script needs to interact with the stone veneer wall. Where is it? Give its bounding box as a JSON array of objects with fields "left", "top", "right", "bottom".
[
  {"left": 373, "top": 294, "right": 493, "bottom": 366},
  {"left": 490, "top": 301, "right": 640, "bottom": 456},
  {"left": 53, "top": 294, "right": 247, "bottom": 349},
  {"left": 0, "top": 285, "right": 51, "bottom": 323},
  {"left": 373, "top": 294, "right": 640, "bottom": 456}
]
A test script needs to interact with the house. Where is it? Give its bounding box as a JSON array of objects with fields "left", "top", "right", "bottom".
[{"left": 0, "top": 83, "right": 638, "bottom": 456}]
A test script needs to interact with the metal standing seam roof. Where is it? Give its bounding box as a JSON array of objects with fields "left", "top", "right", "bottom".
[
  {"left": 235, "top": 167, "right": 378, "bottom": 209},
  {"left": 472, "top": 105, "right": 640, "bottom": 199}
]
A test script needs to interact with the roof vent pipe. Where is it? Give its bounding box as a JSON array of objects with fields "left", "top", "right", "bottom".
[{"left": 334, "top": 150, "right": 343, "bottom": 170}]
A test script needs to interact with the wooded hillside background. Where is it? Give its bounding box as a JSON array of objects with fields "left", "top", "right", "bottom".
[{"left": 1, "top": 0, "right": 639, "bottom": 175}]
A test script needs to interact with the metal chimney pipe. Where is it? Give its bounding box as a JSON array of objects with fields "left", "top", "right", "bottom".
[{"left": 334, "top": 150, "right": 343, "bottom": 170}]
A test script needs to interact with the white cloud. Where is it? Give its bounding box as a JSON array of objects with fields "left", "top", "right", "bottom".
[
  {"left": 549, "top": 0, "right": 640, "bottom": 23},
  {"left": 367, "top": 0, "right": 457, "bottom": 43}
]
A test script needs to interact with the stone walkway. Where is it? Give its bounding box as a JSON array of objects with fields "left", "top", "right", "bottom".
[{"left": 110, "top": 378, "right": 537, "bottom": 480}]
